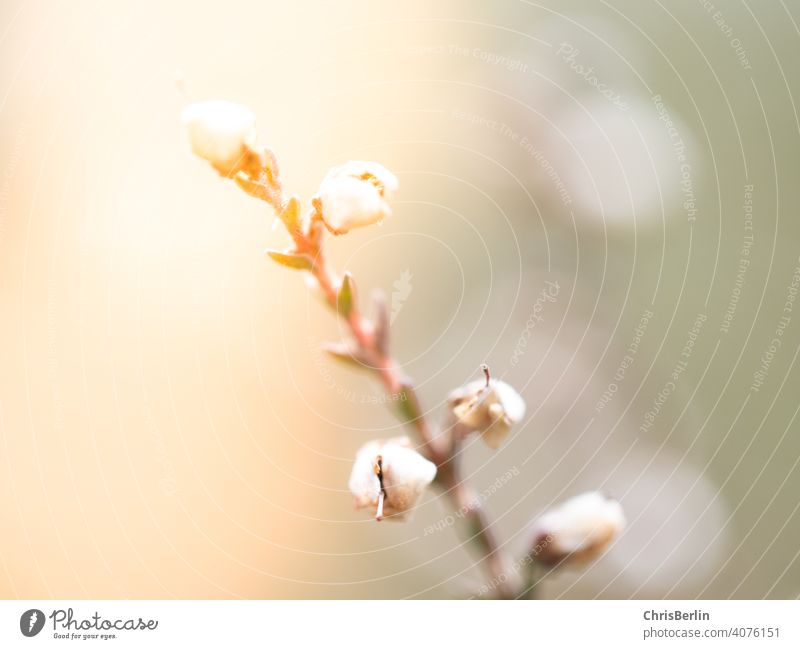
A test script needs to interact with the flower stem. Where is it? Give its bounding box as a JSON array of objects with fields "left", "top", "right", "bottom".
[
  {"left": 246, "top": 151, "right": 518, "bottom": 598},
  {"left": 437, "top": 418, "right": 518, "bottom": 599}
]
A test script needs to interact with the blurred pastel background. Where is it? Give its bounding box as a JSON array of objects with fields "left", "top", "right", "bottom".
[{"left": 1, "top": 0, "right": 799, "bottom": 598}]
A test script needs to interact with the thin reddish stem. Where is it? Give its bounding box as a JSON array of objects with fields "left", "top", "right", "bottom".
[{"left": 247, "top": 154, "right": 518, "bottom": 598}]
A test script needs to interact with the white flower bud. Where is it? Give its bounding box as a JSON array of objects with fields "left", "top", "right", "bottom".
[
  {"left": 451, "top": 378, "right": 526, "bottom": 449},
  {"left": 315, "top": 161, "right": 398, "bottom": 234},
  {"left": 181, "top": 100, "right": 257, "bottom": 176},
  {"left": 529, "top": 491, "right": 625, "bottom": 567},
  {"left": 348, "top": 436, "right": 436, "bottom": 521}
]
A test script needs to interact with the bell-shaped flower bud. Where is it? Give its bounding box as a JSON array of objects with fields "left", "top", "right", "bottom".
[
  {"left": 451, "top": 367, "right": 526, "bottom": 448},
  {"left": 348, "top": 436, "right": 436, "bottom": 522},
  {"left": 529, "top": 491, "right": 625, "bottom": 567},
  {"left": 181, "top": 100, "right": 257, "bottom": 176},
  {"left": 315, "top": 161, "right": 398, "bottom": 234}
]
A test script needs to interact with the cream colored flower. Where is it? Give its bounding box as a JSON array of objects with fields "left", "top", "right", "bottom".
[
  {"left": 529, "top": 491, "right": 625, "bottom": 567},
  {"left": 315, "top": 161, "right": 398, "bottom": 234},
  {"left": 181, "top": 100, "right": 257, "bottom": 176},
  {"left": 451, "top": 378, "right": 526, "bottom": 449},
  {"left": 348, "top": 436, "right": 436, "bottom": 521}
]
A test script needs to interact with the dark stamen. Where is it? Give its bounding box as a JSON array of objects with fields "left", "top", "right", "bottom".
[
  {"left": 374, "top": 455, "right": 387, "bottom": 521},
  {"left": 480, "top": 363, "right": 491, "bottom": 388}
]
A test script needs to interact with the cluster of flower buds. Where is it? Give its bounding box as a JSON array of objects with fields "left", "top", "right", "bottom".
[
  {"left": 181, "top": 100, "right": 399, "bottom": 237},
  {"left": 449, "top": 365, "right": 527, "bottom": 449},
  {"left": 528, "top": 491, "right": 626, "bottom": 567},
  {"left": 181, "top": 103, "right": 627, "bottom": 575},
  {"left": 348, "top": 437, "right": 437, "bottom": 521}
]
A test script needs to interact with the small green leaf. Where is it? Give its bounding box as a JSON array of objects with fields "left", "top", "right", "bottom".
[
  {"left": 396, "top": 383, "right": 423, "bottom": 426},
  {"left": 234, "top": 174, "right": 269, "bottom": 201},
  {"left": 262, "top": 147, "right": 281, "bottom": 186},
  {"left": 321, "top": 341, "right": 366, "bottom": 368},
  {"left": 372, "top": 289, "right": 389, "bottom": 355},
  {"left": 279, "top": 196, "right": 302, "bottom": 234},
  {"left": 337, "top": 272, "right": 355, "bottom": 318},
  {"left": 266, "top": 249, "right": 314, "bottom": 271}
]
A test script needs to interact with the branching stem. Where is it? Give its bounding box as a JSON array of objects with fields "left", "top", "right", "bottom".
[{"left": 243, "top": 152, "right": 522, "bottom": 598}]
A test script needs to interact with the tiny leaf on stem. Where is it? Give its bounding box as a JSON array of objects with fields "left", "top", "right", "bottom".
[
  {"left": 396, "top": 381, "right": 423, "bottom": 426},
  {"left": 338, "top": 272, "right": 355, "bottom": 318},
  {"left": 262, "top": 147, "right": 281, "bottom": 186},
  {"left": 266, "top": 249, "right": 314, "bottom": 271},
  {"left": 320, "top": 341, "right": 366, "bottom": 368},
  {"left": 279, "top": 195, "right": 302, "bottom": 236},
  {"left": 372, "top": 289, "right": 390, "bottom": 356},
  {"left": 235, "top": 174, "right": 270, "bottom": 201}
]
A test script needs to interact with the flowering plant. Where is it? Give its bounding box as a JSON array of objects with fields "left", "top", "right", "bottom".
[{"left": 181, "top": 99, "right": 626, "bottom": 598}]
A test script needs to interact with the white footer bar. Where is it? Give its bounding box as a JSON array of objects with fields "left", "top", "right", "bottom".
[{"left": 1, "top": 600, "right": 797, "bottom": 648}]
